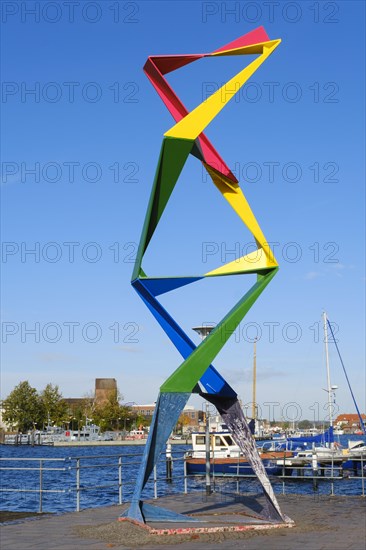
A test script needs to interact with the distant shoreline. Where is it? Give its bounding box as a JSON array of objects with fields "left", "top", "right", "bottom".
[
  {"left": 53, "top": 438, "right": 190, "bottom": 447},
  {"left": 0, "top": 438, "right": 191, "bottom": 447}
]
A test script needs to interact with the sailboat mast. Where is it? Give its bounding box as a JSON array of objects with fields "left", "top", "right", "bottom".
[
  {"left": 323, "top": 311, "right": 333, "bottom": 429},
  {"left": 252, "top": 338, "right": 257, "bottom": 420}
]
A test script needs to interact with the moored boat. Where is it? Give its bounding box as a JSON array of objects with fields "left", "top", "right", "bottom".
[
  {"left": 64, "top": 423, "right": 102, "bottom": 442},
  {"left": 341, "top": 440, "right": 366, "bottom": 471},
  {"left": 185, "top": 429, "right": 293, "bottom": 476}
]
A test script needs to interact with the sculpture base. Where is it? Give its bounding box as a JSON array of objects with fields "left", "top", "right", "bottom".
[{"left": 121, "top": 501, "right": 201, "bottom": 523}]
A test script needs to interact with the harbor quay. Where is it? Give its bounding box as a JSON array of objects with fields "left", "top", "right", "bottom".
[
  {"left": 51, "top": 439, "right": 186, "bottom": 447},
  {"left": 1, "top": 494, "right": 365, "bottom": 550}
]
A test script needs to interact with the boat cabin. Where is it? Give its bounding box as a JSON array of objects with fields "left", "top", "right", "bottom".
[{"left": 191, "top": 432, "right": 240, "bottom": 458}]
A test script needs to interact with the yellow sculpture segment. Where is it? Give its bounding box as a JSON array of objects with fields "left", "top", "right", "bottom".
[
  {"left": 164, "top": 40, "right": 281, "bottom": 140},
  {"left": 125, "top": 27, "right": 289, "bottom": 526}
]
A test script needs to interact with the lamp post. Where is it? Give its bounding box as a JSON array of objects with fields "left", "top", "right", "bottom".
[
  {"left": 31, "top": 422, "right": 37, "bottom": 446},
  {"left": 323, "top": 311, "right": 335, "bottom": 448},
  {"left": 124, "top": 417, "right": 130, "bottom": 437},
  {"left": 252, "top": 338, "right": 257, "bottom": 423},
  {"left": 192, "top": 325, "right": 215, "bottom": 496},
  {"left": 331, "top": 385, "right": 338, "bottom": 407}
]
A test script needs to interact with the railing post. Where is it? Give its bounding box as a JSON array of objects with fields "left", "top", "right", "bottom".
[
  {"left": 205, "top": 410, "right": 211, "bottom": 496},
  {"left": 165, "top": 443, "right": 172, "bottom": 482},
  {"left": 118, "top": 456, "right": 122, "bottom": 505},
  {"left": 330, "top": 453, "right": 334, "bottom": 496},
  {"left": 39, "top": 459, "right": 43, "bottom": 513},
  {"left": 236, "top": 451, "right": 240, "bottom": 495},
  {"left": 153, "top": 465, "right": 157, "bottom": 499},
  {"left": 183, "top": 455, "right": 188, "bottom": 494},
  {"left": 76, "top": 458, "right": 80, "bottom": 512},
  {"left": 361, "top": 455, "right": 365, "bottom": 497},
  {"left": 312, "top": 453, "right": 318, "bottom": 492}
]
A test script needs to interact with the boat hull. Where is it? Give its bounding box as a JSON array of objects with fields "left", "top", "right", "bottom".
[{"left": 185, "top": 456, "right": 283, "bottom": 476}]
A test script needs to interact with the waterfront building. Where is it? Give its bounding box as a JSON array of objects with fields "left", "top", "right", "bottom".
[
  {"left": 334, "top": 413, "right": 366, "bottom": 433},
  {"left": 95, "top": 378, "right": 117, "bottom": 404},
  {"left": 131, "top": 403, "right": 205, "bottom": 432}
]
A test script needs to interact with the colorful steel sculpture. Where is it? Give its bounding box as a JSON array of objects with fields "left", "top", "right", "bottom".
[{"left": 124, "top": 27, "right": 290, "bottom": 525}]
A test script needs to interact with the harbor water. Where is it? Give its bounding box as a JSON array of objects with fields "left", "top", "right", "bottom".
[{"left": 1, "top": 435, "right": 365, "bottom": 514}]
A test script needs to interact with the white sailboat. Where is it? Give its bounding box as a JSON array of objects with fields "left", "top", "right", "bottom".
[{"left": 278, "top": 312, "right": 365, "bottom": 469}]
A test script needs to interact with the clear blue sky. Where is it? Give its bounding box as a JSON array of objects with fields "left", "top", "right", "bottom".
[{"left": 1, "top": 1, "right": 365, "bottom": 422}]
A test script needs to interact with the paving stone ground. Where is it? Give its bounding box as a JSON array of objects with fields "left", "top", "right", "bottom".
[{"left": 1, "top": 494, "right": 365, "bottom": 550}]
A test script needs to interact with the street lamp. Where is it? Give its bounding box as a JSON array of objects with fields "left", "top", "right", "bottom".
[
  {"left": 322, "top": 385, "right": 339, "bottom": 415},
  {"left": 192, "top": 325, "right": 215, "bottom": 340},
  {"left": 192, "top": 325, "right": 215, "bottom": 496}
]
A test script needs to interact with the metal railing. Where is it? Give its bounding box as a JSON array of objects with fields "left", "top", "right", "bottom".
[
  {"left": 0, "top": 450, "right": 365, "bottom": 514},
  {"left": 0, "top": 451, "right": 188, "bottom": 513},
  {"left": 0, "top": 457, "right": 67, "bottom": 513}
]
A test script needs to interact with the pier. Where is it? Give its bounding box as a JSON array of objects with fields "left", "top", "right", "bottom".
[{"left": 1, "top": 494, "right": 365, "bottom": 549}]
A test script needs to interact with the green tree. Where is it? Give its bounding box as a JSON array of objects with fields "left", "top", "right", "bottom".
[
  {"left": 39, "top": 383, "right": 68, "bottom": 427},
  {"left": 176, "top": 413, "right": 191, "bottom": 434},
  {"left": 80, "top": 391, "right": 96, "bottom": 426},
  {"left": 133, "top": 412, "right": 147, "bottom": 430},
  {"left": 2, "top": 381, "right": 42, "bottom": 432},
  {"left": 93, "top": 395, "right": 129, "bottom": 432},
  {"left": 298, "top": 419, "right": 313, "bottom": 430},
  {"left": 70, "top": 404, "right": 86, "bottom": 431}
]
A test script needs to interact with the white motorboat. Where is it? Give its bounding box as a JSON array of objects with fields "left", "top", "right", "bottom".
[
  {"left": 347, "top": 440, "right": 366, "bottom": 455},
  {"left": 185, "top": 423, "right": 294, "bottom": 476},
  {"left": 65, "top": 423, "right": 102, "bottom": 442}
]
